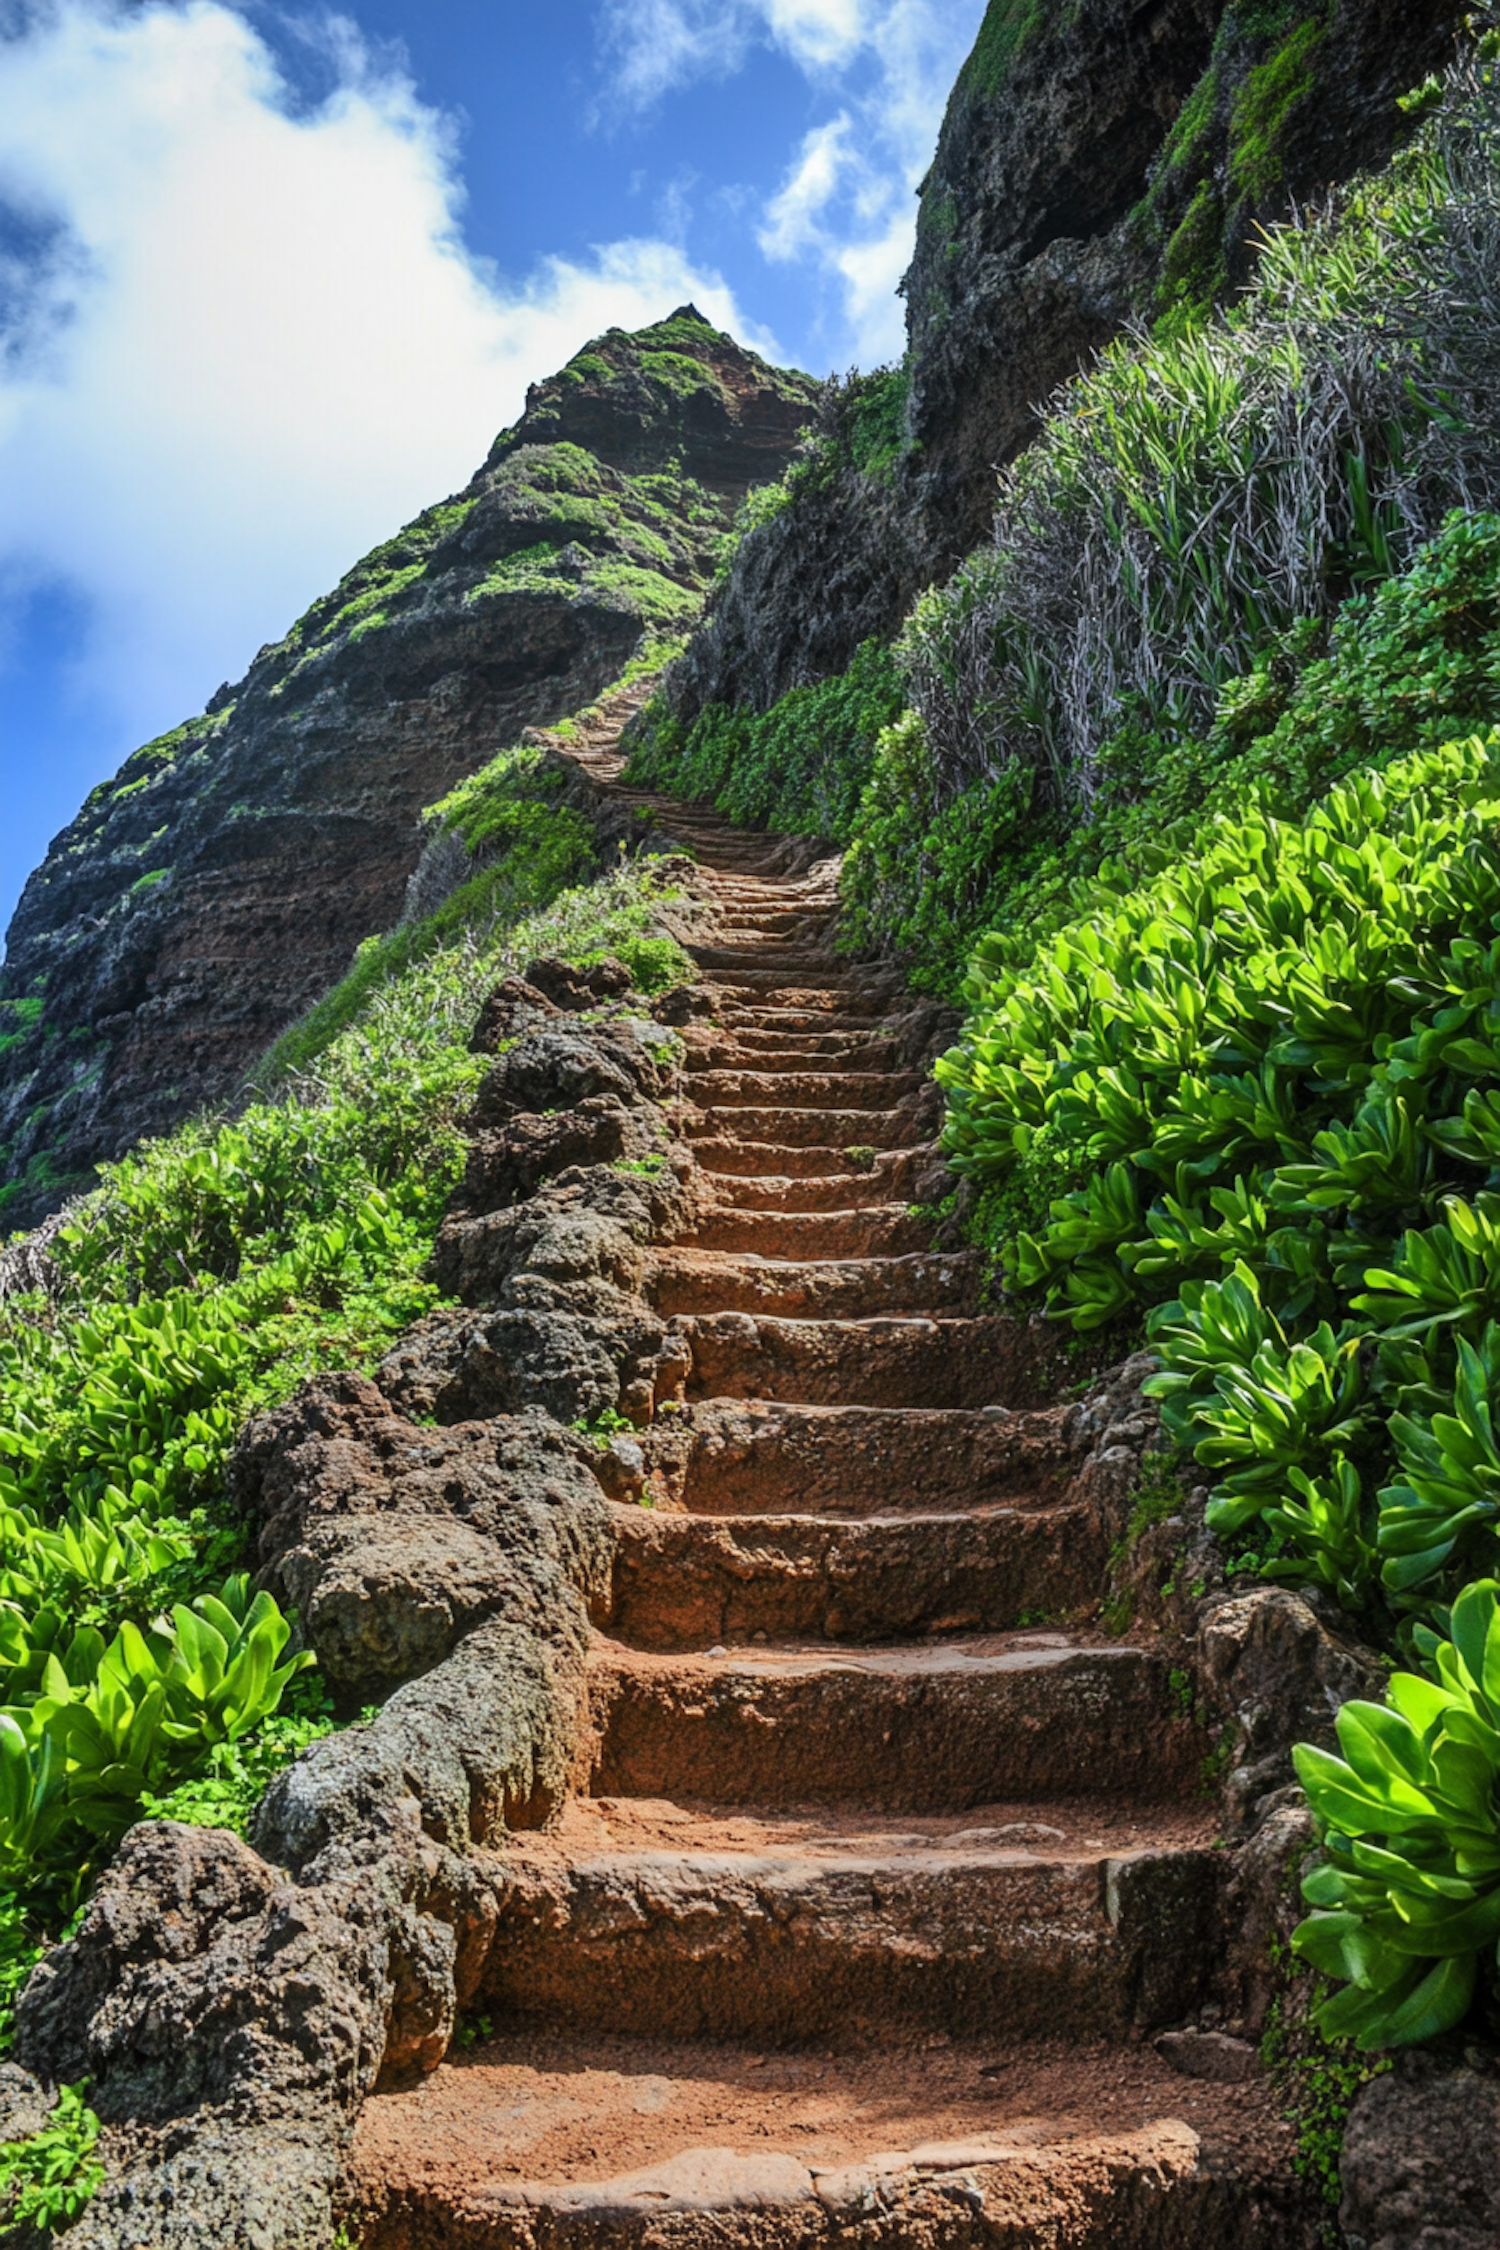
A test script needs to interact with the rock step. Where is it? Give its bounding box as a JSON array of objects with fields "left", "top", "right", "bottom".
[
  {"left": 481, "top": 1822, "right": 1220, "bottom": 2048},
  {"left": 650, "top": 1249, "right": 975, "bottom": 1321},
  {"left": 348, "top": 2025, "right": 1292, "bottom": 2250},
  {"left": 685, "top": 1204, "right": 931, "bottom": 1257},
  {"left": 644, "top": 1399, "right": 1069, "bottom": 1515},
  {"left": 602, "top": 1498, "right": 1102, "bottom": 1648},
  {"left": 689, "top": 1140, "right": 887, "bottom": 1179},
  {"left": 700, "top": 1032, "right": 898, "bottom": 1064},
  {"left": 682, "top": 1105, "right": 920, "bottom": 1150},
  {"left": 679, "top": 1313, "right": 1031, "bottom": 1409},
  {"left": 714, "top": 968, "right": 884, "bottom": 995},
  {"left": 698, "top": 1163, "right": 919, "bottom": 1211},
  {"left": 582, "top": 1635, "right": 1204, "bottom": 1810},
  {"left": 688, "top": 947, "right": 842, "bottom": 973},
  {"left": 687, "top": 1069, "right": 925, "bottom": 1109}
]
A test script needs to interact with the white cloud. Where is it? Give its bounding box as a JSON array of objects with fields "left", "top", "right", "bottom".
[
  {"left": 596, "top": 0, "right": 988, "bottom": 364},
  {"left": 0, "top": 0, "right": 771, "bottom": 785}
]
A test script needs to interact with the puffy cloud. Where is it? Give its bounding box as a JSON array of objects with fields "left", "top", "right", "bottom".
[
  {"left": 0, "top": 0, "right": 769, "bottom": 796},
  {"left": 597, "top": 0, "right": 987, "bottom": 364}
]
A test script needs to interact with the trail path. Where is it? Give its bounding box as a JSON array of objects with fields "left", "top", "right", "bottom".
[{"left": 349, "top": 702, "right": 1298, "bottom": 2246}]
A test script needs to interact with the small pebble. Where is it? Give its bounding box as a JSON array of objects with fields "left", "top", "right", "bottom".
[{"left": 706, "top": 1644, "right": 728, "bottom": 1657}]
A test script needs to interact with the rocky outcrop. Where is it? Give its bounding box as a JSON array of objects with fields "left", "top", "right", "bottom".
[
  {"left": 907, "top": 0, "right": 1463, "bottom": 560},
  {"left": 661, "top": 0, "right": 1465, "bottom": 736},
  {"left": 0, "top": 312, "right": 816, "bottom": 1232},
  {"left": 4, "top": 966, "right": 700, "bottom": 2244}
]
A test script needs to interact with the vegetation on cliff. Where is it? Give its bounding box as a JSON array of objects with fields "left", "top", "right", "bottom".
[
  {"left": 0, "top": 750, "right": 692, "bottom": 2062},
  {"left": 0, "top": 310, "right": 812, "bottom": 1237},
  {"left": 922, "top": 51, "right": 1500, "bottom": 2054}
]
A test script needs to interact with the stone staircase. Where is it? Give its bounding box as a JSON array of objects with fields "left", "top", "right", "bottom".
[{"left": 347, "top": 746, "right": 1302, "bottom": 2245}]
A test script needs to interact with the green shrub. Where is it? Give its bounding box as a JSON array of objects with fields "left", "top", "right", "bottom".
[
  {"left": 875, "top": 59, "right": 1500, "bottom": 980},
  {"left": 1291, "top": 1576, "right": 1500, "bottom": 2050},
  {"left": 625, "top": 638, "right": 904, "bottom": 845},
  {"left": 0, "top": 2082, "right": 103, "bottom": 2233},
  {"left": 848, "top": 509, "right": 1500, "bottom": 994}
]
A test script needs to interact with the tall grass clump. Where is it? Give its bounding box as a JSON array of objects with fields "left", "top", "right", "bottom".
[{"left": 847, "top": 48, "right": 1500, "bottom": 981}]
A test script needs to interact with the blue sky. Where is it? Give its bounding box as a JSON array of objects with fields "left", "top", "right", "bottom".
[{"left": 0, "top": 0, "right": 987, "bottom": 938}]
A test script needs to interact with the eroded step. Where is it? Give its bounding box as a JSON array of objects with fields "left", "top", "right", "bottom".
[
  {"left": 644, "top": 1399, "right": 1071, "bottom": 1515},
  {"left": 680, "top": 1313, "right": 1033, "bottom": 1409},
  {"left": 349, "top": 2025, "right": 1297, "bottom": 2250},
  {"left": 684, "top": 1205, "right": 931, "bottom": 1257},
  {"left": 687, "top": 1069, "right": 924, "bottom": 1110},
  {"left": 650, "top": 1249, "right": 974, "bottom": 1321},
  {"left": 602, "top": 1498, "right": 1102, "bottom": 1646},
  {"left": 683, "top": 1106, "right": 919, "bottom": 1150},
  {"left": 698, "top": 1161, "right": 922, "bottom": 1210},
  {"left": 482, "top": 1805, "right": 1219, "bottom": 2046},
  {"left": 581, "top": 1634, "right": 1203, "bottom": 1809}
]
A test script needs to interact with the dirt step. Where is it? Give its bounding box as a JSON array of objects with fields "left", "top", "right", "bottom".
[
  {"left": 689, "top": 1142, "right": 888, "bottom": 1180},
  {"left": 679, "top": 1313, "right": 1033, "bottom": 1410},
  {"left": 683, "top": 1106, "right": 920, "bottom": 1151},
  {"left": 602, "top": 1498, "right": 1101, "bottom": 1647},
  {"left": 689, "top": 948, "right": 842, "bottom": 974},
  {"left": 482, "top": 1817, "right": 1219, "bottom": 2048},
  {"left": 685, "top": 1205, "right": 932, "bottom": 1258},
  {"left": 349, "top": 2024, "right": 1296, "bottom": 2250},
  {"left": 644, "top": 1399, "right": 1070, "bottom": 1515},
  {"left": 700, "top": 1032, "right": 898, "bottom": 1064},
  {"left": 716, "top": 1005, "right": 899, "bottom": 1033},
  {"left": 582, "top": 1634, "right": 1203, "bottom": 1810},
  {"left": 687, "top": 1070, "right": 925, "bottom": 1110},
  {"left": 698, "top": 1162, "right": 922, "bottom": 1210},
  {"left": 650, "top": 1249, "right": 975, "bottom": 1322}
]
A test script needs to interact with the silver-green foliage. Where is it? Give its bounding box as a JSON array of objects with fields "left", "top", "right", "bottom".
[{"left": 902, "top": 53, "right": 1500, "bottom": 821}]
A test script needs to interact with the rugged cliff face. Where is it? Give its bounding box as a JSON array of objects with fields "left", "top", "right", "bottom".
[
  {"left": 0, "top": 312, "right": 817, "bottom": 1230},
  {"left": 663, "top": 0, "right": 1465, "bottom": 731},
  {"left": 907, "top": 0, "right": 1464, "bottom": 560}
]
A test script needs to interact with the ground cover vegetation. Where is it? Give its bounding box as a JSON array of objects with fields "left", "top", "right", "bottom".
[
  {"left": 847, "top": 46, "right": 1500, "bottom": 995},
  {"left": 930, "top": 49, "right": 1500, "bottom": 2056},
  {"left": 0, "top": 731, "right": 692, "bottom": 2185},
  {"left": 620, "top": 367, "right": 913, "bottom": 839}
]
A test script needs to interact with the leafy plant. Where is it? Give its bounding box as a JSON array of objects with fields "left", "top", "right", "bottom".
[
  {"left": 1292, "top": 1578, "right": 1500, "bottom": 2050},
  {"left": 0, "top": 2082, "right": 104, "bottom": 2233}
]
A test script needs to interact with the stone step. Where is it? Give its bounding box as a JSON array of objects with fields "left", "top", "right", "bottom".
[
  {"left": 685, "top": 1204, "right": 931, "bottom": 1258},
  {"left": 704, "top": 1032, "right": 898, "bottom": 1064},
  {"left": 716, "top": 1004, "right": 896, "bottom": 1031},
  {"left": 687, "top": 1069, "right": 925, "bottom": 1110},
  {"left": 582, "top": 1634, "right": 1203, "bottom": 1810},
  {"left": 689, "top": 947, "right": 842, "bottom": 973},
  {"left": 683, "top": 1106, "right": 920, "bottom": 1151},
  {"left": 690, "top": 1141, "right": 874, "bottom": 1179},
  {"left": 602, "top": 1498, "right": 1101, "bottom": 1647},
  {"left": 348, "top": 2026, "right": 1292, "bottom": 2250},
  {"left": 679, "top": 1313, "right": 1031, "bottom": 1409},
  {"left": 481, "top": 1812, "right": 1219, "bottom": 2047},
  {"left": 650, "top": 1249, "right": 974, "bottom": 1322},
  {"left": 698, "top": 1160, "right": 923, "bottom": 1210},
  {"left": 643, "top": 1399, "right": 1070, "bottom": 1516}
]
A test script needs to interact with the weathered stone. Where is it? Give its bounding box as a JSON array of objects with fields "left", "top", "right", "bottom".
[
  {"left": 468, "top": 974, "right": 561, "bottom": 1055},
  {"left": 524, "top": 953, "right": 633, "bottom": 1008},
  {"left": 1155, "top": 2030, "right": 1258, "bottom": 2083},
  {"left": 1340, "top": 2061, "right": 1500, "bottom": 2250},
  {"left": 1199, "top": 1587, "right": 1384, "bottom": 1818},
  {"left": 230, "top": 1371, "right": 612, "bottom": 1696},
  {"left": 0, "top": 315, "right": 815, "bottom": 1228}
]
